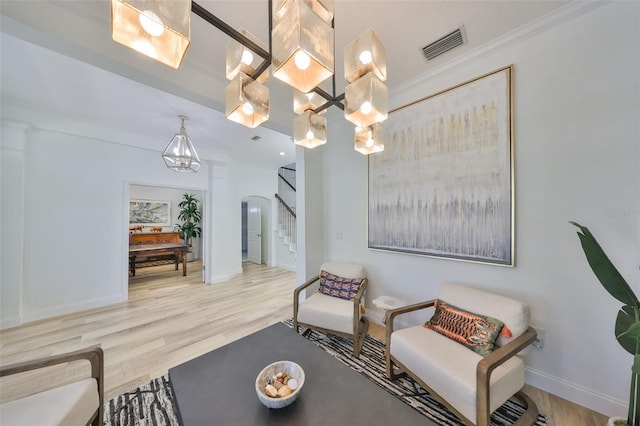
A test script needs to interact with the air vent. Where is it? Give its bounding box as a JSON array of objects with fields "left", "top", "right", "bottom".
[
  {"left": 421, "top": 27, "right": 466, "bottom": 61},
  {"left": 250, "top": 135, "right": 261, "bottom": 141}
]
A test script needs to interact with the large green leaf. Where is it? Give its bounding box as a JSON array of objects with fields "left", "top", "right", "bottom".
[
  {"left": 570, "top": 222, "right": 638, "bottom": 307},
  {"left": 634, "top": 354, "right": 640, "bottom": 375},
  {"left": 616, "top": 306, "right": 640, "bottom": 355}
]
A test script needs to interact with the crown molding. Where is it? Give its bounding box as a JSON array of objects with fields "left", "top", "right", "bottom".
[{"left": 391, "top": 0, "right": 609, "bottom": 102}]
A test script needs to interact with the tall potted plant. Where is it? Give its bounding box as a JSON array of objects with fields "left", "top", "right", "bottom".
[
  {"left": 175, "top": 193, "right": 202, "bottom": 252},
  {"left": 570, "top": 221, "right": 639, "bottom": 426}
]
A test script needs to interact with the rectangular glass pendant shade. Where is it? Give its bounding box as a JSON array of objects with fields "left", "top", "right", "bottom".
[
  {"left": 344, "top": 29, "right": 386, "bottom": 83},
  {"left": 272, "top": 1, "right": 334, "bottom": 93},
  {"left": 294, "top": 110, "right": 327, "bottom": 148},
  {"left": 225, "top": 29, "right": 269, "bottom": 83},
  {"left": 273, "top": 0, "right": 334, "bottom": 24},
  {"left": 111, "top": 0, "right": 191, "bottom": 69},
  {"left": 293, "top": 89, "right": 327, "bottom": 114},
  {"left": 354, "top": 124, "right": 384, "bottom": 155},
  {"left": 225, "top": 73, "right": 270, "bottom": 129},
  {"left": 344, "top": 72, "right": 388, "bottom": 128}
]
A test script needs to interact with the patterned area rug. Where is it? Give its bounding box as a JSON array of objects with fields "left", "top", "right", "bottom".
[
  {"left": 104, "top": 376, "right": 181, "bottom": 426},
  {"left": 104, "top": 320, "right": 548, "bottom": 426}
]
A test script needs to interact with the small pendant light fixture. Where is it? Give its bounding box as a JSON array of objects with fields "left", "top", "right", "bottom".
[
  {"left": 271, "top": 0, "right": 334, "bottom": 93},
  {"left": 225, "top": 72, "right": 270, "bottom": 129},
  {"left": 162, "top": 115, "right": 201, "bottom": 172},
  {"left": 344, "top": 29, "right": 388, "bottom": 154},
  {"left": 294, "top": 110, "right": 327, "bottom": 149},
  {"left": 354, "top": 123, "right": 384, "bottom": 154},
  {"left": 111, "top": 0, "right": 191, "bottom": 69}
]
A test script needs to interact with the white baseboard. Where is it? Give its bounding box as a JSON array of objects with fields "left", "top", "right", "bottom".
[
  {"left": 207, "top": 268, "right": 243, "bottom": 284},
  {"left": 525, "top": 366, "right": 626, "bottom": 418},
  {"left": 276, "top": 262, "right": 296, "bottom": 272},
  {"left": 366, "top": 306, "right": 624, "bottom": 418},
  {"left": 21, "top": 294, "right": 124, "bottom": 325},
  {"left": 1, "top": 316, "right": 22, "bottom": 330}
]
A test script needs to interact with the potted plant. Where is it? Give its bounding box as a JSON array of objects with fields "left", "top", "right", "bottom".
[
  {"left": 570, "top": 222, "right": 639, "bottom": 426},
  {"left": 175, "top": 193, "right": 202, "bottom": 255}
]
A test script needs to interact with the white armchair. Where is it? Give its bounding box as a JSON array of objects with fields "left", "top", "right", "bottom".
[
  {"left": 0, "top": 346, "right": 104, "bottom": 426},
  {"left": 385, "top": 283, "right": 538, "bottom": 426},
  {"left": 293, "top": 263, "right": 369, "bottom": 358}
]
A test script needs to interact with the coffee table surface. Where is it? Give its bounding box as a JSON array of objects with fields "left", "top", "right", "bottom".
[{"left": 169, "top": 322, "right": 434, "bottom": 425}]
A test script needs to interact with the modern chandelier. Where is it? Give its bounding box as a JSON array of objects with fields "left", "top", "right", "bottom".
[
  {"left": 111, "top": 0, "right": 387, "bottom": 155},
  {"left": 162, "top": 115, "right": 201, "bottom": 172}
]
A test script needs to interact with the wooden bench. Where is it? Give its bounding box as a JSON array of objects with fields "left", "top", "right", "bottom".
[{"left": 129, "top": 232, "right": 189, "bottom": 276}]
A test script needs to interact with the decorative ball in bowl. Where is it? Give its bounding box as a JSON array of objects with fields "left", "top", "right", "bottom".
[{"left": 255, "top": 360, "right": 305, "bottom": 409}]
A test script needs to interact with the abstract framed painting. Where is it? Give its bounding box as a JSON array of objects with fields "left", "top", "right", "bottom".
[
  {"left": 129, "top": 199, "right": 171, "bottom": 226},
  {"left": 368, "top": 65, "right": 514, "bottom": 266}
]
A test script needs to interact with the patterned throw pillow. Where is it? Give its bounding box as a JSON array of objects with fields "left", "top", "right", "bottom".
[
  {"left": 424, "top": 299, "right": 505, "bottom": 356},
  {"left": 318, "top": 270, "right": 364, "bottom": 301}
]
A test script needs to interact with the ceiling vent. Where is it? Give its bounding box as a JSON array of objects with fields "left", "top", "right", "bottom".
[{"left": 421, "top": 26, "right": 466, "bottom": 61}]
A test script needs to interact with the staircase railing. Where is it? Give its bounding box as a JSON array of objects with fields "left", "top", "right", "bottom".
[
  {"left": 278, "top": 167, "right": 296, "bottom": 213},
  {"left": 275, "top": 193, "right": 296, "bottom": 250}
]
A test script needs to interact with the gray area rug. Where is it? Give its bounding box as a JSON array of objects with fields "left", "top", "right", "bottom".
[{"left": 104, "top": 320, "right": 548, "bottom": 426}]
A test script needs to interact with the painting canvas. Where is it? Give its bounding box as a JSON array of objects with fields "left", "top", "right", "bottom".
[
  {"left": 368, "top": 66, "right": 514, "bottom": 266},
  {"left": 129, "top": 200, "right": 171, "bottom": 226}
]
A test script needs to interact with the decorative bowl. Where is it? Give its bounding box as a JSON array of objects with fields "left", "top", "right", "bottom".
[{"left": 255, "top": 360, "right": 305, "bottom": 409}]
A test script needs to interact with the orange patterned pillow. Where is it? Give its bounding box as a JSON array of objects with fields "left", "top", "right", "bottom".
[
  {"left": 424, "top": 299, "right": 505, "bottom": 356},
  {"left": 318, "top": 270, "right": 364, "bottom": 301}
]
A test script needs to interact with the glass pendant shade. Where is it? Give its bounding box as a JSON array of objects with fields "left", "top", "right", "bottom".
[
  {"left": 294, "top": 110, "right": 327, "bottom": 148},
  {"left": 111, "top": 0, "right": 191, "bottom": 69},
  {"left": 273, "top": 0, "right": 334, "bottom": 24},
  {"left": 162, "top": 117, "right": 201, "bottom": 172},
  {"left": 272, "top": 0, "right": 334, "bottom": 93},
  {"left": 225, "top": 73, "right": 270, "bottom": 129},
  {"left": 354, "top": 123, "right": 384, "bottom": 155},
  {"left": 225, "top": 29, "right": 269, "bottom": 83},
  {"left": 344, "top": 72, "right": 388, "bottom": 128},
  {"left": 293, "top": 89, "right": 327, "bottom": 114},
  {"left": 344, "top": 29, "right": 386, "bottom": 83}
]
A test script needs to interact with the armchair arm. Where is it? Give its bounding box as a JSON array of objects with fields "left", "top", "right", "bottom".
[
  {"left": 385, "top": 299, "right": 436, "bottom": 347},
  {"left": 475, "top": 327, "right": 537, "bottom": 425},
  {"left": 353, "top": 277, "right": 368, "bottom": 305},
  {"left": 293, "top": 274, "right": 320, "bottom": 331},
  {"left": 0, "top": 346, "right": 104, "bottom": 379},
  {"left": 293, "top": 275, "right": 320, "bottom": 299},
  {"left": 1, "top": 346, "right": 104, "bottom": 426},
  {"left": 352, "top": 278, "right": 369, "bottom": 325}
]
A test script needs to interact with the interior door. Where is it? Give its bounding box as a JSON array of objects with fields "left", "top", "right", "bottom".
[{"left": 247, "top": 200, "right": 262, "bottom": 264}]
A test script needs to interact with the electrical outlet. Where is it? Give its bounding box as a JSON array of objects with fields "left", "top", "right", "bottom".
[{"left": 532, "top": 326, "right": 545, "bottom": 349}]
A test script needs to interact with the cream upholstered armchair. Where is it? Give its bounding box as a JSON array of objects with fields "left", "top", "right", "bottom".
[
  {"left": 385, "top": 283, "right": 538, "bottom": 426},
  {"left": 0, "top": 346, "right": 104, "bottom": 426},
  {"left": 293, "top": 263, "right": 369, "bottom": 358}
]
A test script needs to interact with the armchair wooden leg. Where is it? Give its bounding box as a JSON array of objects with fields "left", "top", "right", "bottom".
[
  {"left": 512, "top": 390, "right": 539, "bottom": 426},
  {"left": 353, "top": 317, "right": 369, "bottom": 358},
  {"left": 386, "top": 355, "right": 407, "bottom": 381}
]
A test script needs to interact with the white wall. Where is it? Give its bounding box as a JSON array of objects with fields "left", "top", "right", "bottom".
[
  {"left": 0, "top": 110, "right": 223, "bottom": 324},
  {"left": 321, "top": 1, "right": 639, "bottom": 417},
  {"left": 0, "top": 103, "right": 290, "bottom": 325},
  {"left": 0, "top": 124, "right": 28, "bottom": 329}
]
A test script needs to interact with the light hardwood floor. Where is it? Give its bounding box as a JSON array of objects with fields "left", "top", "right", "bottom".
[{"left": 0, "top": 262, "right": 607, "bottom": 425}]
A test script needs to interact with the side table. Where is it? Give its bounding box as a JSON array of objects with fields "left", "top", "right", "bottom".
[{"left": 372, "top": 296, "right": 406, "bottom": 323}]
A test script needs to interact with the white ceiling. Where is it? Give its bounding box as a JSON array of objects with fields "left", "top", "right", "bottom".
[{"left": 0, "top": 0, "right": 570, "bottom": 170}]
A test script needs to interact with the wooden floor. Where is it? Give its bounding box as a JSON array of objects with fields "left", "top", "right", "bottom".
[{"left": 0, "top": 261, "right": 607, "bottom": 425}]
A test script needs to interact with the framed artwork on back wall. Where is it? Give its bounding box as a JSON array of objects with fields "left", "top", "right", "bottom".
[
  {"left": 129, "top": 199, "right": 171, "bottom": 227},
  {"left": 368, "top": 65, "right": 514, "bottom": 266}
]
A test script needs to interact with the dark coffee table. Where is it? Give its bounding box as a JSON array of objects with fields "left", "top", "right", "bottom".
[{"left": 169, "top": 322, "right": 434, "bottom": 425}]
